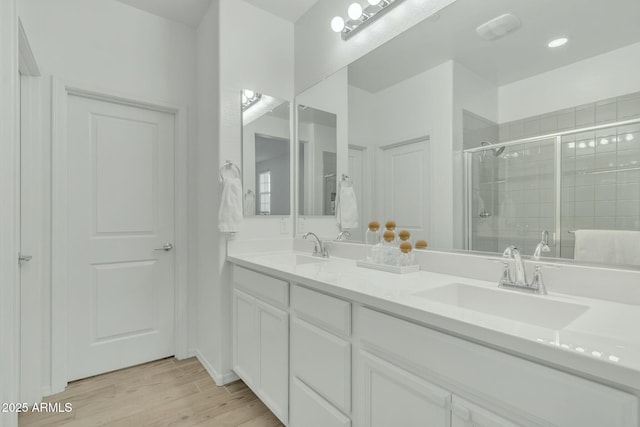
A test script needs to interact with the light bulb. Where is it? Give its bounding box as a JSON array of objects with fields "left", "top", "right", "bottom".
[
  {"left": 244, "top": 89, "right": 255, "bottom": 99},
  {"left": 331, "top": 16, "right": 345, "bottom": 33},
  {"left": 626, "top": 134, "right": 634, "bottom": 141},
  {"left": 348, "top": 2, "right": 363, "bottom": 20},
  {"left": 367, "top": 0, "right": 381, "bottom": 5}
]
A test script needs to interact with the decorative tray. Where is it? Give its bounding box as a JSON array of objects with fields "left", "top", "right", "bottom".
[{"left": 356, "top": 259, "right": 420, "bottom": 274}]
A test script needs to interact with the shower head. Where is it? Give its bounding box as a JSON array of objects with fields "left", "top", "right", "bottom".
[{"left": 480, "top": 141, "right": 505, "bottom": 158}]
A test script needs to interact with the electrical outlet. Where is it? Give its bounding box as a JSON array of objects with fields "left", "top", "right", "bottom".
[{"left": 280, "top": 217, "right": 288, "bottom": 234}]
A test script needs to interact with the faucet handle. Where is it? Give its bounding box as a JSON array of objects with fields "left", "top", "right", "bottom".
[
  {"left": 499, "top": 261, "right": 512, "bottom": 286},
  {"left": 529, "top": 265, "right": 548, "bottom": 295}
]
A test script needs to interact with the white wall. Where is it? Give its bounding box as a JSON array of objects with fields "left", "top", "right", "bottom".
[
  {"left": 0, "top": 0, "right": 20, "bottom": 425},
  {"left": 18, "top": 0, "right": 198, "bottom": 397},
  {"left": 294, "top": 0, "right": 456, "bottom": 93},
  {"left": 194, "top": 0, "right": 225, "bottom": 383},
  {"left": 499, "top": 41, "right": 640, "bottom": 123},
  {"left": 194, "top": 0, "right": 294, "bottom": 384},
  {"left": 219, "top": 0, "right": 294, "bottom": 240}
]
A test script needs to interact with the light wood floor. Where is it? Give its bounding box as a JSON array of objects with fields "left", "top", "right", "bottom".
[{"left": 19, "top": 357, "right": 284, "bottom": 427}]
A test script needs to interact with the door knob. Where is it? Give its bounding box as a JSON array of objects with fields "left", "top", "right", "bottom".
[
  {"left": 154, "top": 243, "right": 174, "bottom": 252},
  {"left": 18, "top": 253, "right": 33, "bottom": 265}
]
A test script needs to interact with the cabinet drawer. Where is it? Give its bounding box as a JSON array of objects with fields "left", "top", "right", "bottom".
[
  {"left": 359, "top": 307, "right": 638, "bottom": 427},
  {"left": 291, "top": 317, "right": 351, "bottom": 413},
  {"left": 292, "top": 285, "right": 351, "bottom": 336},
  {"left": 233, "top": 265, "right": 288, "bottom": 308},
  {"left": 290, "top": 377, "right": 351, "bottom": 427}
]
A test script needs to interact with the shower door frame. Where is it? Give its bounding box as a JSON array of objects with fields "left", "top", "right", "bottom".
[{"left": 463, "top": 117, "right": 640, "bottom": 255}]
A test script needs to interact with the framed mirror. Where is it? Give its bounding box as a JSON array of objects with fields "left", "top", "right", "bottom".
[
  {"left": 295, "top": 0, "right": 640, "bottom": 269},
  {"left": 241, "top": 90, "right": 291, "bottom": 216}
]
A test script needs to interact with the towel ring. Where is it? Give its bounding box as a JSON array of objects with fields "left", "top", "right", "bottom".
[{"left": 219, "top": 160, "right": 241, "bottom": 182}]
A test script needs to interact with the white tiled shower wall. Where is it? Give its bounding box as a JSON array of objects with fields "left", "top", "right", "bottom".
[{"left": 466, "top": 91, "right": 640, "bottom": 258}]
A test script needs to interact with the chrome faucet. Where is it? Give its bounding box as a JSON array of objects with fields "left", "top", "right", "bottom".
[
  {"left": 303, "top": 232, "right": 329, "bottom": 258},
  {"left": 336, "top": 231, "right": 351, "bottom": 241},
  {"left": 499, "top": 245, "right": 547, "bottom": 295},
  {"left": 533, "top": 230, "right": 551, "bottom": 260}
]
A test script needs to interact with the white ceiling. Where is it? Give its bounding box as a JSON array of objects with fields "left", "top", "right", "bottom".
[
  {"left": 349, "top": 0, "right": 640, "bottom": 93},
  {"left": 242, "top": 0, "right": 321, "bottom": 22},
  {"left": 114, "top": 0, "right": 213, "bottom": 27}
]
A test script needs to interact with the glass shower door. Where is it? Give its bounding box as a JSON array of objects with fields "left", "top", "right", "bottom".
[{"left": 468, "top": 137, "right": 557, "bottom": 256}]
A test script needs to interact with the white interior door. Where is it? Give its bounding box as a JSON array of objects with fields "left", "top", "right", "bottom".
[
  {"left": 379, "top": 139, "right": 430, "bottom": 239},
  {"left": 66, "top": 94, "right": 175, "bottom": 381}
]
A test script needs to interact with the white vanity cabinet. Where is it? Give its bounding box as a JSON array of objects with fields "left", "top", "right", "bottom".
[
  {"left": 357, "top": 306, "right": 638, "bottom": 427},
  {"left": 232, "top": 266, "right": 289, "bottom": 425},
  {"left": 229, "top": 260, "right": 639, "bottom": 427},
  {"left": 289, "top": 285, "right": 352, "bottom": 427}
]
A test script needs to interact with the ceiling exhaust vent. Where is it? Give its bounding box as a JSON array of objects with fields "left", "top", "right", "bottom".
[{"left": 476, "top": 13, "right": 521, "bottom": 41}]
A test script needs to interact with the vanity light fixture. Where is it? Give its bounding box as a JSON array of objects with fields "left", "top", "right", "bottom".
[
  {"left": 548, "top": 37, "right": 568, "bottom": 48},
  {"left": 241, "top": 89, "right": 262, "bottom": 111},
  {"left": 331, "top": 0, "right": 406, "bottom": 41}
]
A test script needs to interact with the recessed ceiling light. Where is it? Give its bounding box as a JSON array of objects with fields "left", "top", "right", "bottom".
[{"left": 548, "top": 37, "right": 568, "bottom": 48}]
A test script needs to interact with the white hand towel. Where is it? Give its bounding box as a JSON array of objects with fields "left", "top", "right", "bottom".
[
  {"left": 335, "top": 181, "right": 359, "bottom": 229},
  {"left": 218, "top": 177, "right": 243, "bottom": 233},
  {"left": 574, "top": 229, "right": 640, "bottom": 266}
]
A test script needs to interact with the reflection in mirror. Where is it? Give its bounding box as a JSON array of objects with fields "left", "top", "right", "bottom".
[
  {"left": 297, "top": 106, "right": 338, "bottom": 216},
  {"left": 242, "top": 90, "right": 290, "bottom": 216},
  {"left": 301, "top": 0, "right": 640, "bottom": 268}
]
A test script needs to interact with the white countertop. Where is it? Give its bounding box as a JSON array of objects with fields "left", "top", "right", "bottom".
[{"left": 228, "top": 248, "right": 640, "bottom": 392}]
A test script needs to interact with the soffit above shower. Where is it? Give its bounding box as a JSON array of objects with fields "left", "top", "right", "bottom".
[{"left": 114, "top": 0, "right": 213, "bottom": 28}]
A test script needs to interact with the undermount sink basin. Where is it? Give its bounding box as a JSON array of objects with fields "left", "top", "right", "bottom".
[
  {"left": 259, "top": 253, "right": 328, "bottom": 266},
  {"left": 413, "top": 283, "right": 589, "bottom": 329}
]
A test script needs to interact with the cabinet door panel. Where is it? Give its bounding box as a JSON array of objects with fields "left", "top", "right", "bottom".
[
  {"left": 232, "top": 289, "right": 258, "bottom": 387},
  {"left": 257, "top": 300, "right": 289, "bottom": 424},
  {"left": 452, "top": 396, "right": 524, "bottom": 427},
  {"left": 290, "top": 377, "right": 351, "bottom": 427},
  {"left": 358, "top": 351, "right": 451, "bottom": 427},
  {"left": 291, "top": 317, "right": 351, "bottom": 413}
]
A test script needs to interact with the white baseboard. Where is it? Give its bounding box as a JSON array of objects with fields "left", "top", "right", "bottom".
[
  {"left": 183, "top": 348, "right": 198, "bottom": 359},
  {"left": 195, "top": 350, "right": 239, "bottom": 386}
]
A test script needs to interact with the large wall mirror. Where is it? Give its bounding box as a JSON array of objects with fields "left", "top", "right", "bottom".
[
  {"left": 295, "top": 0, "right": 640, "bottom": 269},
  {"left": 242, "top": 90, "right": 291, "bottom": 216}
]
